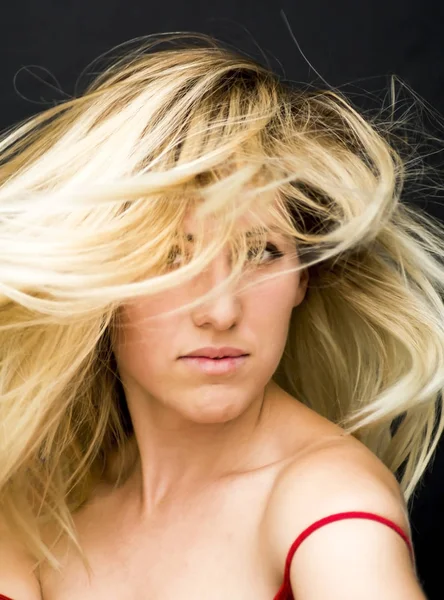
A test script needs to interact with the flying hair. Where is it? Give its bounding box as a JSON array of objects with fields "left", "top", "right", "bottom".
[{"left": 1, "top": 32, "right": 444, "bottom": 574}]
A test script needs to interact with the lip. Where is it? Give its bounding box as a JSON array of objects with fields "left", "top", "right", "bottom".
[
  {"left": 178, "top": 355, "right": 248, "bottom": 375},
  {"left": 181, "top": 346, "right": 248, "bottom": 359}
]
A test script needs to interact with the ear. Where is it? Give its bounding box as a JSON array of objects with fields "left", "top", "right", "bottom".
[{"left": 293, "top": 267, "right": 309, "bottom": 308}]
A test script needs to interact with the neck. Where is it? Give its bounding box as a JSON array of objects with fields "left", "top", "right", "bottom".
[{"left": 121, "top": 381, "right": 279, "bottom": 517}]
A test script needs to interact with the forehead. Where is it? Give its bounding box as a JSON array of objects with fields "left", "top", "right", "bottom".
[{"left": 182, "top": 201, "right": 285, "bottom": 237}]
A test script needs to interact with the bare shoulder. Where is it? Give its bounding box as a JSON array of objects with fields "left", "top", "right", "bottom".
[
  {"left": 262, "top": 434, "right": 408, "bottom": 558},
  {"left": 0, "top": 520, "right": 42, "bottom": 600},
  {"left": 261, "top": 431, "right": 424, "bottom": 599}
]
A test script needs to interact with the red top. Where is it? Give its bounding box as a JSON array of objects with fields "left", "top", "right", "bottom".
[{"left": 0, "top": 511, "right": 413, "bottom": 600}]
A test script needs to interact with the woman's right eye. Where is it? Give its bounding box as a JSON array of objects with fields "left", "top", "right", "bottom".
[
  {"left": 167, "top": 246, "right": 181, "bottom": 265},
  {"left": 167, "top": 246, "right": 188, "bottom": 267}
]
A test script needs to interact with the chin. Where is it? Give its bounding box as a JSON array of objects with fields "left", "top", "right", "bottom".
[{"left": 183, "top": 393, "right": 249, "bottom": 425}]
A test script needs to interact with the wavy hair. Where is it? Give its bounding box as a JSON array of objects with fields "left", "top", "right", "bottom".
[{"left": 1, "top": 32, "right": 444, "bottom": 572}]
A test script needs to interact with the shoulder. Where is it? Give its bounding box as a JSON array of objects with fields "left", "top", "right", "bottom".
[
  {"left": 261, "top": 435, "right": 424, "bottom": 599},
  {"left": 0, "top": 520, "right": 42, "bottom": 599}
]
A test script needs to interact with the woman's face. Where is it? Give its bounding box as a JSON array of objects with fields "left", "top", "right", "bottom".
[{"left": 112, "top": 212, "right": 309, "bottom": 425}]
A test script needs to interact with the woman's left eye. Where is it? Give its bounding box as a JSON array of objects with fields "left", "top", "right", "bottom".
[{"left": 247, "top": 243, "right": 284, "bottom": 263}]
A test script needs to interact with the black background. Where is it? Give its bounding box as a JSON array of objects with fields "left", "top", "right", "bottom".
[{"left": 1, "top": 1, "right": 444, "bottom": 597}]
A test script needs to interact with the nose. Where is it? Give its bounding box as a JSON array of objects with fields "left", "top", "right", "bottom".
[{"left": 191, "top": 252, "right": 242, "bottom": 330}]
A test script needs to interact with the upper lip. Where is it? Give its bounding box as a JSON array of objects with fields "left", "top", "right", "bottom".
[{"left": 181, "top": 347, "right": 249, "bottom": 358}]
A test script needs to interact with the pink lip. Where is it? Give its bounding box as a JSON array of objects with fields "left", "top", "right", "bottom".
[
  {"left": 178, "top": 355, "right": 248, "bottom": 375},
  {"left": 182, "top": 346, "right": 248, "bottom": 359}
]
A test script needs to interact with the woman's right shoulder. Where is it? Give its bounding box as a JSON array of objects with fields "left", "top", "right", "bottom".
[{"left": 0, "top": 523, "right": 42, "bottom": 600}]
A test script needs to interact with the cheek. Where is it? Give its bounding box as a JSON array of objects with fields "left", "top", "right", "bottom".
[
  {"left": 248, "top": 272, "right": 300, "bottom": 319},
  {"left": 244, "top": 273, "right": 299, "bottom": 352},
  {"left": 113, "top": 298, "right": 181, "bottom": 370}
]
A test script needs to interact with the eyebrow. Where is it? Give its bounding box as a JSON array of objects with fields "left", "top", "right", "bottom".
[{"left": 183, "top": 226, "right": 285, "bottom": 242}]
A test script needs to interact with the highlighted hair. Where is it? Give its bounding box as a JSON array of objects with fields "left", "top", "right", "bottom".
[{"left": 1, "top": 32, "right": 444, "bottom": 572}]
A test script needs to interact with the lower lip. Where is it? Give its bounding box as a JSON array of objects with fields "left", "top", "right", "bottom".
[{"left": 179, "top": 355, "right": 249, "bottom": 375}]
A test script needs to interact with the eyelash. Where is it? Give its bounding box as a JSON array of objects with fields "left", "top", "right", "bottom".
[
  {"left": 168, "top": 242, "right": 284, "bottom": 266},
  {"left": 247, "top": 243, "right": 284, "bottom": 263}
]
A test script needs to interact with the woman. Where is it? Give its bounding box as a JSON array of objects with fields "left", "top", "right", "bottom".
[{"left": 0, "top": 32, "right": 442, "bottom": 599}]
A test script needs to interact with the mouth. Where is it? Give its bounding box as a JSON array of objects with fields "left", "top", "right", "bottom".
[
  {"left": 181, "top": 346, "right": 249, "bottom": 359},
  {"left": 178, "top": 354, "right": 249, "bottom": 375},
  {"left": 184, "top": 354, "right": 249, "bottom": 360}
]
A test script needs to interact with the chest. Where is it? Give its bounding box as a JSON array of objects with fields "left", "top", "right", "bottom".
[{"left": 39, "top": 475, "right": 283, "bottom": 600}]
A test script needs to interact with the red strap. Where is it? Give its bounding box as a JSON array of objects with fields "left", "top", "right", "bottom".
[
  {"left": 0, "top": 596, "right": 14, "bottom": 599},
  {"left": 273, "top": 511, "right": 414, "bottom": 600}
]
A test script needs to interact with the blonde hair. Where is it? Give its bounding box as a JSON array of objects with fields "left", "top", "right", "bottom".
[{"left": 1, "top": 32, "right": 444, "bottom": 573}]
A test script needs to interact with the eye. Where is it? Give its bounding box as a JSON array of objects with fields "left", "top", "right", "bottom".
[
  {"left": 167, "top": 234, "right": 194, "bottom": 268},
  {"left": 167, "top": 245, "right": 188, "bottom": 267},
  {"left": 247, "top": 242, "right": 284, "bottom": 264}
]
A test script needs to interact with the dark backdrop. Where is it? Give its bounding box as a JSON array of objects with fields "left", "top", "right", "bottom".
[{"left": 1, "top": 1, "right": 443, "bottom": 597}]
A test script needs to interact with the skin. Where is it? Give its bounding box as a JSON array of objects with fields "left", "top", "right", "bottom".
[
  {"left": 34, "top": 211, "right": 424, "bottom": 599},
  {"left": 108, "top": 211, "right": 309, "bottom": 512}
]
